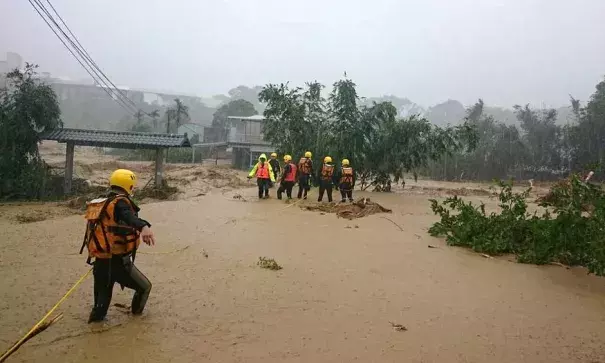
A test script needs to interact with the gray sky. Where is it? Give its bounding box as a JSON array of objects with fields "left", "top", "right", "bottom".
[{"left": 1, "top": 0, "right": 604, "bottom": 107}]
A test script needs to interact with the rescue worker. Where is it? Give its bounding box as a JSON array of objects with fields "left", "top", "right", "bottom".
[
  {"left": 277, "top": 154, "right": 297, "bottom": 200},
  {"left": 268, "top": 152, "right": 281, "bottom": 185},
  {"left": 317, "top": 156, "right": 337, "bottom": 202},
  {"left": 337, "top": 158, "right": 355, "bottom": 202},
  {"left": 297, "top": 151, "right": 314, "bottom": 199},
  {"left": 247, "top": 153, "right": 275, "bottom": 199},
  {"left": 83, "top": 169, "right": 155, "bottom": 323}
]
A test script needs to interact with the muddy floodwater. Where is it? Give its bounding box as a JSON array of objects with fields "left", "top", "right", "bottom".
[{"left": 1, "top": 183, "right": 605, "bottom": 362}]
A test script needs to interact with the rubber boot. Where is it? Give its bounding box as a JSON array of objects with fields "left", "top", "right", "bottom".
[{"left": 130, "top": 267, "right": 152, "bottom": 315}]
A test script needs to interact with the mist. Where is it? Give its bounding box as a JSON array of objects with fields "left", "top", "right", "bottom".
[{"left": 1, "top": 0, "right": 604, "bottom": 108}]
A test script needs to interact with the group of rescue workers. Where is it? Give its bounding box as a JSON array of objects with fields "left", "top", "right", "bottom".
[
  {"left": 246, "top": 151, "right": 356, "bottom": 203},
  {"left": 81, "top": 153, "right": 354, "bottom": 324}
]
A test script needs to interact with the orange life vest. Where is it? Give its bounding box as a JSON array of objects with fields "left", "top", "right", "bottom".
[
  {"left": 321, "top": 164, "right": 335, "bottom": 180},
  {"left": 256, "top": 162, "right": 270, "bottom": 179},
  {"left": 80, "top": 195, "right": 140, "bottom": 262},
  {"left": 284, "top": 163, "right": 297, "bottom": 182},
  {"left": 298, "top": 157, "right": 312, "bottom": 175},
  {"left": 340, "top": 167, "right": 354, "bottom": 184}
]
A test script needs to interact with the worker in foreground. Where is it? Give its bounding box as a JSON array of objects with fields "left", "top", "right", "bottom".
[
  {"left": 82, "top": 169, "right": 155, "bottom": 323},
  {"left": 297, "top": 151, "right": 314, "bottom": 199},
  {"left": 317, "top": 156, "right": 336, "bottom": 202},
  {"left": 268, "top": 152, "right": 281, "bottom": 186},
  {"left": 277, "top": 154, "right": 297, "bottom": 201},
  {"left": 337, "top": 158, "right": 355, "bottom": 202},
  {"left": 248, "top": 153, "right": 275, "bottom": 199}
]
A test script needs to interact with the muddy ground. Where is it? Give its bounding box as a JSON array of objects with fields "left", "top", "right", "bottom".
[{"left": 0, "top": 143, "right": 604, "bottom": 362}]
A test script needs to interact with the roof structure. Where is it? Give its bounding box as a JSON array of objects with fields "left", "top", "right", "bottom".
[
  {"left": 227, "top": 115, "right": 265, "bottom": 121},
  {"left": 42, "top": 128, "right": 191, "bottom": 149}
]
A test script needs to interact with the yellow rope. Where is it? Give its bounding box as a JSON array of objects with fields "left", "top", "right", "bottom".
[
  {"left": 0, "top": 268, "right": 92, "bottom": 362},
  {"left": 138, "top": 245, "right": 190, "bottom": 255},
  {"left": 1, "top": 183, "right": 315, "bottom": 359}
]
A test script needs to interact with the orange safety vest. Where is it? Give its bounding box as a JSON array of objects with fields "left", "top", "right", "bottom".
[
  {"left": 284, "top": 163, "right": 297, "bottom": 182},
  {"left": 321, "top": 164, "right": 335, "bottom": 180},
  {"left": 298, "top": 157, "right": 312, "bottom": 175},
  {"left": 340, "top": 167, "right": 354, "bottom": 184},
  {"left": 80, "top": 195, "right": 141, "bottom": 262},
  {"left": 256, "top": 162, "right": 270, "bottom": 179}
]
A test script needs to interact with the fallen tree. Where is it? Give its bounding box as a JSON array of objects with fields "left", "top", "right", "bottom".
[{"left": 428, "top": 174, "right": 605, "bottom": 275}]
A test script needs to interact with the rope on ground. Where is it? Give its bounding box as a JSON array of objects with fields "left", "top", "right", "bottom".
[
  {"left": 138, "top": 245, "right": 190, "bottom": 255},
  {"left": 0, "top": 268, "right": 92, "bottom": 362},
  {"left": 380, "top": 216, "right": 404, "bottom": 231}
]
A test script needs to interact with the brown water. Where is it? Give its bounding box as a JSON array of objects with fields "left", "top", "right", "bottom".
[{"left": 1, "top": 189, "right": 604, "bottom": 363}]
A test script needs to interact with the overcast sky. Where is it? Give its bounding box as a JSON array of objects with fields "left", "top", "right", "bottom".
[{"left": 1, "top": 0, "right": 604, "bottom": 107}]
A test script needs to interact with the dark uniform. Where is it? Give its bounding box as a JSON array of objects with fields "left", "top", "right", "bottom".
[
  {"left": 317, "top": 163, "right": 337, "bottom": 202},
  {"left": 88, "top": 189, "right": 152, "bottom": 323},
  {"left": 297, "top": 157, "right": 314, "bottom": 199},
  {"left": 277, "top": 162, "right": 297, "bottom": 200},
  {"left": 268, "top": 158, "right": 281, "bottom": 186},
  {"left": 336, "top": 166, "right": 355, "bottom": 202}
]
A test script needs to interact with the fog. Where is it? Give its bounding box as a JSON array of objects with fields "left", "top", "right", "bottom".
[{"left": 1, "top": 0, "right": 604, "bottom": 107}]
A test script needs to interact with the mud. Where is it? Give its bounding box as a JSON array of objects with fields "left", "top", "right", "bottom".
[
  {"left": 0, "top": 145, "right": 604, "bottom": 362},
  {"left": 303, "top": 198, "right": 392, "bottom": 219}
]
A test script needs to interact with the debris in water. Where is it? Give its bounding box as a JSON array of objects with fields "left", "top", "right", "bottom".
[
  {"left": 232, "top": 194, "right": 247, "bottom": 202},
  {"left": 389, "top": 322, "right": 408, "bottom": 332},
  {"left": 202, "top": 249, "right": 209, "bottom": 258},
  {"left": 15, "top": 211, "right": 47, "bottom": 224},
  {"left": 380, "top": 216, "right": 403, "bottom": 231},
  {"left": 257, "top": 257, "right": 282, "bottom": 270},
  {"left": 427, "top": 245, "right": 438, "bottom": 249},
  {"left": 302, "top": 198, "right": 391, "bottom": 220},
  {"left": 480, "top": 253, "right": 493, "bottom": 259},
  {"left": 549, "top": 261, "right": 569, "bottom": 269},
  {"left": 113, "top": 303, "right": 130, "bottom": 310}
]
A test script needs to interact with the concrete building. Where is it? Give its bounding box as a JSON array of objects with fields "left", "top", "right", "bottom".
[{"left": 195, "top": 115, "right": 273, "bottom": 169}]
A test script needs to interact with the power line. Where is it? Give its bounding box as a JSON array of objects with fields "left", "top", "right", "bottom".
[
  {"left": 31, "top": 0, "right": 137, "bottom": 114},
  {"left": 27, "top": 0, "right": 139, "bottom": 116},
  {"left": 43, "top": 0, "right": 146, "bottom": 114}
]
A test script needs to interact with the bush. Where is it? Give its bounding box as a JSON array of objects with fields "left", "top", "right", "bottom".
[{"left": 428, "top": 175, "right": 605, "bottom": 275}]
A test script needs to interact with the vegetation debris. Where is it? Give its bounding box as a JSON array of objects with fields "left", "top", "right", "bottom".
[
  {"left": 429, "top": 175, "right": 605, "bottom": 275},
  {"left": 389, "top": 322, "right": 408, "bottom": 332},
  {"left": 257, "top": 257, "right": 282, "bottom": 270},
  {"left": 302, "top": 198, "right": 392, "bottom": 219},
  {"left": 15, "top": 211, "right": 47, "bottom": 224}
]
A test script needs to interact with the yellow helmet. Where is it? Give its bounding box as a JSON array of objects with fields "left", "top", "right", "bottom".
[
  {"left": 324, "top": 156, "right": 332, "bottom": 163},
  {"left": 342, "top": 158, "right": 350, "bottom": 166},
  {"left": 109, "top": 169, "right": 137, "bottom": 195},
  {"left": 270, "top": 152, "right": 277, "bottom": 158},
  {"left": 304, "top": 151, "right": 312, "bottom": 158},
  {"left": 283, "top": 154, "right": 292, "bottom": 162}
]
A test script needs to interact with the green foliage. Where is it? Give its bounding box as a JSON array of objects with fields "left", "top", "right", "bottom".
[
  {"left": 211, "top": 99, "right": 257, "bottom": 142},
  {"left": 428, "top": 175, "right": 605, "bottom": 275},
  {"left": 259, "top": 77, "right": 478, "bottom": 188},
  {"left": 0, "top": 64, "right": 62, "bottom": 199},
  {"left": 165, "top": 98, "right": 190, "bottom": 133}
]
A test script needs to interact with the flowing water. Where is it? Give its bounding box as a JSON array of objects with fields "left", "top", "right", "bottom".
[{"left": 1, "top": 188, "right": 604, "bottom": 362}]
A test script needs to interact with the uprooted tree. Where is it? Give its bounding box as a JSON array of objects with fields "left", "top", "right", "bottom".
[
  {"left": 428, "top": 175, "right": 605, "bottom": 276},
  {"left": 259, "top": 77, "right": 478, "bottom": 189},
  {"left": 0, "top": 64, "right": 62, "bottom": 199}
]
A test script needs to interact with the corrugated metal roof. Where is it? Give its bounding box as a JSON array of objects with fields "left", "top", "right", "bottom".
[
  {"left": 227, "top": 115, "right": 265, "bottom": 121},
  {"left": 42, "top": 128, "right": 190, "bottom": 149}
]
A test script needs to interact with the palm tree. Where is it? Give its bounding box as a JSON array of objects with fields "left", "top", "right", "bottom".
[
  {"left": 165, "top": 98, "right": 190, "bottom": 133},
  {"left": 149, "top": 109, "right": 160, "bottom": 131}
]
